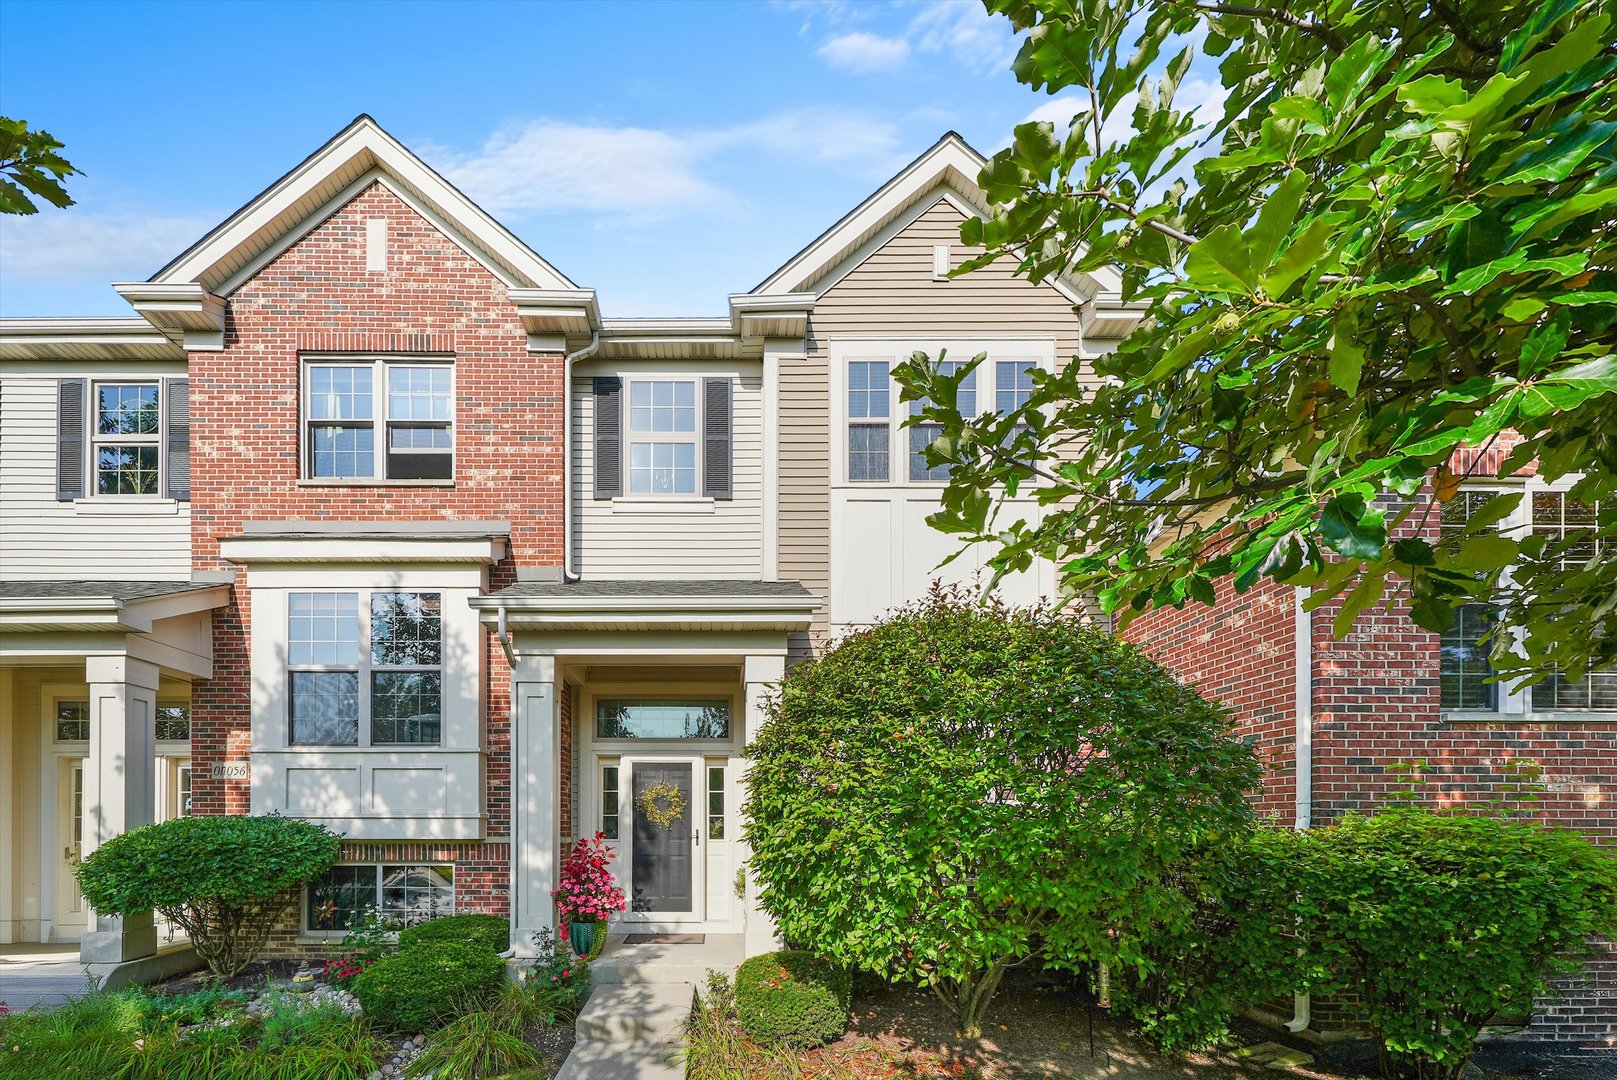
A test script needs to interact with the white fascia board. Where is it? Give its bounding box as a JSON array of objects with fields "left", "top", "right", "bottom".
[
  {"left": 601, "top": 318, "right": 735, "bottom": 336},
  {"left": 0, "top": 586, "right": 228, "bottom": 635},
  {"left": 0, "top": 318, "right": 187, "bottom": 361},
  {"left": 112, "top": 282, "right": 227, "bottom": 333},
  {"left": 151, "top": 116, "right": 575, "bottom": 293},
  {"left": 510, "top": 287, "right": 602, "bottom": 333},
  {"left": 219, "top": 534, "right": 507, "bottom": 566}
]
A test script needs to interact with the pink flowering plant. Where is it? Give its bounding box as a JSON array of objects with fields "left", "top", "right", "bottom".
[{"left": 552, "top": 831, "right": 626, "bottom": 926}]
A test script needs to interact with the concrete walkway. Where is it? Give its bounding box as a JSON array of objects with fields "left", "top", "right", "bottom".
[
  {"left": 556, "top": 933, "right": 744, "bottom": 1080},
  {"left": 0, "top": 944, "right": 92, "bottom": 1011}
]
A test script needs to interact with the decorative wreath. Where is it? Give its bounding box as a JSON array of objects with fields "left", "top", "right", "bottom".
[{"left": 636, "top": 781, "right": 687, "bottom": 829}]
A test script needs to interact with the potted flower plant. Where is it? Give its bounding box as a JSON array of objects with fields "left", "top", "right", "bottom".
[{"left": 553, "top": 831, "right": 627, "bottom": 957}]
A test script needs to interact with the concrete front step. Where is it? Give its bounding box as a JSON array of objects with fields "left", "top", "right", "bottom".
[
  {"left": 589, "top": 933, "right": 745, "bottom": 986},
  {"left": 574, "top": 980, "right": 694, "bottom": 1044},
  {"left": 555, "top": 1038, "right": 684, "bottom": 1080}
]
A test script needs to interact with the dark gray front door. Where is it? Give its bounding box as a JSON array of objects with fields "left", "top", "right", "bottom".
[{"left": 631, "top": 762, "right": 694, "bottom": 913}]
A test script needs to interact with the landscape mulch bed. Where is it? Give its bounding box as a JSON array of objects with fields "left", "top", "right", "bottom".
[{"left": 777, "top": 972, "right": 1615, "bottom": 1080}]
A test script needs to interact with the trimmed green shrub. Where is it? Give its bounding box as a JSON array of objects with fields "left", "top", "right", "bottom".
[
  {"left": 744, "top": 588, "right": 1260, "bottom": 1035},
  {"left": 734, "top": 950, "right": 851, "bottom": 1047},
  {"left": 353, "top": 940, "right": 507, "bottom": 1032},
  {"left": 75, "top": 814, "right": 341, "bottom": 978},
  {"left": 398, "top": 913, "right": 509, "bottom": 954},
  {"left": 1112, "top": 828, "right": 1305, "bottom": 1053},
  {"left": 1298, "top": 810, "right": 1617, "bottom": 1080}
]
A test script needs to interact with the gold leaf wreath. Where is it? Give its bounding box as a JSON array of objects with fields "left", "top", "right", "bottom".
[{"left": 636, "top": 781, "right": 686, "bottom": 829}]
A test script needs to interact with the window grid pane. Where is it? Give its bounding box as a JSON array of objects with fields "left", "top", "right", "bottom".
[
  {"left": 289, "top": 593, "right": 361, "bottom": 666},
  {"left": 708, "top": 766, "right": 725, "bottom": 841},
  {"left": 847, "top": 361, "right": 890, "bottom": 419},
  {"left": 309, "top": 366, "right": 374, "bottom": 420},
  {"left": 371, "top": 672, "right": 442, "bottom": 744},
  {"left": 56, "top": 702, "right": 89, "bottom": 742},
  {"left": 629, "top": 441, "right": 697, "bottom": 494},
  {"left": 1531, "top": 492, "right": 1613, "bottom": 709},
  {"left": 380, "top": 864, "right": 454, "bottom": 925},
  {"left": 909, "top": 363, "right": 976, "bottom": 482},
  {"left": 307, "top": 865, "right": 376, "bottom": 932},
  {"left": 97, "top": 384, "right": 159, "bottom": 436},
  {"left": 848, "top": 424, "right": 889, "bottom": 482},
  {"left": 1440, "top": 604, "right": 1498, "bottom": 710},
  {"left": 371, "top": 593, "right": 442, "bottom": 666},
  {"left": 96, "top": 445, "right": 159, "bottom": 495},
  {"left": 602, "top": 765, "right": 619, "bottom": 840},
  {"left": 290, "top": 672, "right": 359, "bottom": 745},
  {"left": 155, "top": 703, "right": 190, "bottom": 741},
  {"left": 311, "top": 424, "right": 375, "bottom": 478},
  {"left": 387, "top": 366, "right": 452, "bottom": 421},
  {"left": 629, "top": 380, "right": 697, "bottom": 433},
  {"left": 995, "top": 361, "right": 1037, "bottom": 415}
]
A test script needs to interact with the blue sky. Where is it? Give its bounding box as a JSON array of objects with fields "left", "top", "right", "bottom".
[{"left": 0, "top": 0, "right": 1221, "bottom": 319}]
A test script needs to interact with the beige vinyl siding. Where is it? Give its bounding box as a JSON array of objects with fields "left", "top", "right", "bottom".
[
  {"left": 0, "top": 370, "right": 192, "bottom": 581},
  {"left": 780, "top": 196, "right": 1091, "bottom": 643},
  {"left": 572, "top": 365, "right": 764, "bottom": 579}
]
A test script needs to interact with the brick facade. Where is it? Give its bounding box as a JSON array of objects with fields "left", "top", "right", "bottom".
[
  {"left": 188, "top": 181, "right": 564, "bottom": 917},
  {"left": 1123, "top": 497, "right": 1617, "bottom": 1046}
]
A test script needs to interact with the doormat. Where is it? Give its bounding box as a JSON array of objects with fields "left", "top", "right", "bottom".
[{"left": 623, "top": 934, "right": 706, "bottom": 945}]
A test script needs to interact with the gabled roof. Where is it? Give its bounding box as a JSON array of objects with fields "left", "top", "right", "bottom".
[
  {"left": 748, "top": 131, "right": 1122, "bottom": 306},
  {"left": 146, "top": 114, "right": 576, "bottom": 294}
]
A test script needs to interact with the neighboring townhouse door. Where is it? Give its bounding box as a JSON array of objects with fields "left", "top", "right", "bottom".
[
  {"left": 626, "top": 759, "right": 701, "bottom": 921},
  {"left": 54, "top": 758, "right": 87, "bottom": 939}
]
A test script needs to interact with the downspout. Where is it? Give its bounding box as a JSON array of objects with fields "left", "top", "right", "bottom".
[
  {"left": 1287, "top": 585, "right": 1313, "bottom": 1034},
  {"left": 561, "top": 332, "right": 601, "bottom": 583}
]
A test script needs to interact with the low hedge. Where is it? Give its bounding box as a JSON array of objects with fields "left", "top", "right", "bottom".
[
  {"left": 735, "top": 949, "right": 851, "bottom": 1047},
  {"left": 398, "top": 913, "right": 510, "bottom": 954},
  {"left": 352, "top": 940, "right": 507, "bottom": 1032}
]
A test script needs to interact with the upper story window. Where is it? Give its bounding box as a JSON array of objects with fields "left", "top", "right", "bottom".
[
  {"left": 304, "top": 358, "right": 453, "bottom": 481},
  {"left": 627, "top": 379, "right": 698, "bottom": 494},
  {"left": 94, "top": 383, "right": 161, "bottom": 495},
  {"left": 1439, "top": 486, "right": 1612, "bottom": 713},
  {"left": 840, "top": 353, "right": 1042, "bottom": 485},
  {"left": 287, "top": 590, "right": 443, "bottom": 745}
]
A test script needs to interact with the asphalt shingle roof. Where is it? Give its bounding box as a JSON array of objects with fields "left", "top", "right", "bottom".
[
  {"left": 487, "top": 579, "right": 814, "bottom": 600},
  {"left": 0, "top": 580, "right": 219, "bottom": 602}
]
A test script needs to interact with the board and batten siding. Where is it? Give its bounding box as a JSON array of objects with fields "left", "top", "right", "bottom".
[
  {"left": 572, "top": 364, "right": 765, "bottom": 579},
  {"left": 0, "top": 368, "right": 192, "bottom": 581},
  {"left": 780, "top": 195, "right": 1093, "bottom": 643}
]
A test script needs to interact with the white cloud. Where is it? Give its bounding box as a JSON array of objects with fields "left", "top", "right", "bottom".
[
  {"left": 0, "top": 209, "right": 214, "bottom": 282},
  {"left": 729, "top": 107, "right": 904, "bottom": 170},
  {"left": 907, "top": 1, "right": 1019, "bottom": 76},
  {"left": 437, "top": 120, "right": 725, "bottom": 219},
  {"left": 818, "top": 31, "right": 911, "bottom": 72}
]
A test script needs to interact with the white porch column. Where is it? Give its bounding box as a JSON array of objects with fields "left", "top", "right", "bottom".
[
  {"left": 80, "top": 653, "right": 160, "bottom": 964},
  {"left": 739, "top": 653, "right": 785, "bottom": 956},
  {"left": 511, "top": 652, "right": 563, "bottom": 957}
]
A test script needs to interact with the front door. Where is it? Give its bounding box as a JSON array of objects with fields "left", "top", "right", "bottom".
[
  {"left": 628, "top": 760, "right": 698, "bottom": 920},
  {"left": 54, "top": 757, "right": 87, "bottom": 939}
]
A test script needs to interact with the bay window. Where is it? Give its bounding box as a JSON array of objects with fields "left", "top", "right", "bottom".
[{"left": 288, "top": 590, "right": 443, "bottom": 745}]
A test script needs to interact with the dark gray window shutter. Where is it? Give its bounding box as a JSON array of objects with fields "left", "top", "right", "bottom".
[
  {"left": 593, "top": 376, "right": 622, "bottom": 499},
  {"left": 703, "top": 377, "right": 733, "bottom": 500},
  {"left": 56, "top": 378, "right": 86, "bottom": 501},
  {"left": 165, "top": 377, "right": 190, "bottom": 501}
]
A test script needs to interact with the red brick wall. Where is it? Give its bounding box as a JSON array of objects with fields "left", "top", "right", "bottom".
[
  {"left": 1125, "top": 495, "right": 1616, "bottom": 1044},
  {"left": 1121, "top": 573, "right": 1298, "bottom": 822},
  {"left": 188, "top": 181, "right": 564, "bottom": 905}
]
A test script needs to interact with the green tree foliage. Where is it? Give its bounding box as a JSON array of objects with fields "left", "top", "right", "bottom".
[
  {"left": 1296, "top": 811, "right": 1617, "bottom": 1080},
  {"left": 896, "top": 0, "right": 1617, "bottom": 688},
  {"left": 0, "top": 117, "right": 80, "bottom": 214},
  {"left": 74, "top": 814, "right": 341, "bottom": 978},
  {"left": 742, "top": 588, "right": 1260, "bottom": 1037}
]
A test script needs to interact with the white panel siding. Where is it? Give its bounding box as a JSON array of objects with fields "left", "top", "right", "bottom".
[
  {"left": 0, "top": 371, "right": 191, "bottom": 581},
  {"left": 573, "top": 365, "right": 765, "bottom": 580}
]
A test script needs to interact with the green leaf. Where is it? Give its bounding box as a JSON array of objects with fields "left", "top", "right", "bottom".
[
  {"left": 1320, "top": 494, "right": 1387, "bottom": 560},
  {"left": 1185, "top": 223, "right": 1258, "bottom": 294},
  {"left": 1261, "top": 218, "right": 1334, "bottom": 297}
]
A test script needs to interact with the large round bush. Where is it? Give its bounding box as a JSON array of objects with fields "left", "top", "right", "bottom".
[
  {"left": 353, "top": 940, "right": 507, "bottom": 1032},
  {"left": 1297, "top": 810, "right": 1617, "bottom": 1080},
  {"left": 743, "top": 588, "right": 1261, "bottom": 1035},
  {"left": 75, "top": 813, "right": 341, "bottom": 978},
  {"left": 735, "top": 950, "right": 852, "bottom": 1047},
  {"left": 398, "top": 913, "right": 509, "bottom": 953}
]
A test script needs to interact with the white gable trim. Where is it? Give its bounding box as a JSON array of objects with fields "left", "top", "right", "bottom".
[
  {"left": 150, "top": 116, "right": 574, "bottom": 294},
  {"left": 750, "top": 132, "right": 1121, "bottom": 307}
]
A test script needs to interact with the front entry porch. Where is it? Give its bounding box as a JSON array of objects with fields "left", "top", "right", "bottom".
[
  {"left": 0, "top": 580, "right": 227, "bottom": 972},
  {"left": 473, "top": 579, "right": 817, "bottom": 959}
]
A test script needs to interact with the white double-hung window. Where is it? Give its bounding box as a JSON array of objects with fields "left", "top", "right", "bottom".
[
  {"left": 836, "top": 344, "right": 1048, "bottom": 485},
  {"left": 304, "top": 358, "right": 453, "bottom": 480},
  {"left": 627, "top": 379, "right": 698, "bottom": 494},
  {"left": 287, "top": 590, "right": 443, "bottom": 745}
]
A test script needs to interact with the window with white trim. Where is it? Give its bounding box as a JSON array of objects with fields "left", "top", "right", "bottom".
[
  {"left": 287, "top": 590, "right": 443, "bottom": 745},
  {"left": 304, "top": 358, "right": 453, "bottom": 480},
  {"left": 93, "top": 382, "right": 161, "bottom": 495},
  {"left": 305, "top": 863, "right": 454, "bottom": 932},
  {"left": 1439, "top": 485, "right": 1613, "bottom": 713},
  {"left": 910, "top": 360, "right": 976, "bottom": 482},
  {"left": 847, "top": 360, "right": 891, "bottom": 482},
  {"left": 626, "top": 379, "right": 698, "bottom": 494}
]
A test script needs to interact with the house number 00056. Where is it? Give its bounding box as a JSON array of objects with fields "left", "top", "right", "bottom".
[{"left": 210, "top": 763, "right": 250, "bottom": 781}]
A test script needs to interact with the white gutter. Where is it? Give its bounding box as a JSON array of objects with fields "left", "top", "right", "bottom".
[
  {"left": 1287, "top": 585, "right": 1313, "bottom": 1034},
  {"left": 561, "top": 332, "right": 600, "bottom": 583}
]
